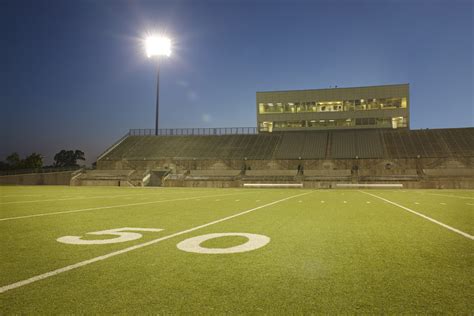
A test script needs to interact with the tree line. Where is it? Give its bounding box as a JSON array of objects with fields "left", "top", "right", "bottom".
[{"left": 0, "top": 150, "right": 86, "bottom": 171}]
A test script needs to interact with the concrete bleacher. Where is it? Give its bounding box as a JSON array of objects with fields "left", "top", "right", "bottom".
[
  {"left": 72, "top": 169, "right": 136, "bottom": 186},
  {"left": 186, "top": 170, "right": 241, "bottom": 180},
  {"left": 95, "top": 127, "right": 473, "bottom": 189},
  {"left": 242, "top": 169, "right": 298, "bottom": 182},
  {"left": 273, "top": 133, "right": 306, "bottom": 159},
  {"left": 245, "top": 170, "right": 297, "bottom": 177},
  {"left": 382, "top": 128, "right": 474, "bottom": 158},
  {"left": 358, "top": 169, "right": 418, "bottom": 176},
  {"left": 355, "top": 130, "right": 384, "bottom": 158},
  {"left": 330, "top": 131, "right": 357, "bottom": 159},
  {"left": 99, "top": 128, "right": 474, "bottom": 161},
  {"left": 303, "top": 169, "right": 351, "bottom": 181},
  {"left": 189, "top": 170, "right": 241, "bottom": 177},
  {"left": 423, "top": 168, "right": 474, "bottom": 177},
  {"left": 78, "top": 169, "right": 134, "bottom": 179}
]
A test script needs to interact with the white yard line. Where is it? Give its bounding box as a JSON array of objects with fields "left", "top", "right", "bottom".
[
  {"left": 0, "top": 192, "right": 256, "bottom": 222},
  {"left": 0, "top": 191, "right": 311, "bottom": 294},
  {"left": 360, "top": 191, "right": 473, "bottom": 240},
  {"left": 1, "top": 194, "right": 44, "bottom": 198},
  {"left": 0, "top": 192, "right": 190, "bottom": 205}
]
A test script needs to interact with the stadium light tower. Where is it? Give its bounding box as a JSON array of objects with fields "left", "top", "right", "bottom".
[{"left": 145, "top": 35, "right": 171, "bottom": 135}]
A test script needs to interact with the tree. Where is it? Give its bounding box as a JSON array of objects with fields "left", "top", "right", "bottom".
[
  {"left": 0, "top": 161, "right": 9, "bottom": 171},
  {"left": 1, "top": 152, "right": 43, "bottom": 170},
  {"left": 6, "top": 153, "right": 20, "bottom": 168},
  {"left": 23, "top": 153, "right": 43, "bottom": 169},
  {"left": 53, "top": 150, "right": 85, "bottom": 167}
]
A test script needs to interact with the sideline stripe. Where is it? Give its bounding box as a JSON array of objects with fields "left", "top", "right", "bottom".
[
  {"left": 0, "top": 191, "right": 311, "bottom": 294},
  {"left": 360, "top": 191, "right": 473, "bottom": 240},
  {"left": 0, "top": 192, "right": 256, "bottom": 222}
]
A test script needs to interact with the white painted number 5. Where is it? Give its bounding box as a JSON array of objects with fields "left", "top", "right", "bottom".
[{"left": 57, "top": 227, "right": 163, "bottom": 245}]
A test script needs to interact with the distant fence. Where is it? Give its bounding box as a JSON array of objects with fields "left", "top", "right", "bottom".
[
  {"left": 0, "top": 166, "right": 82, "bottom": 176},
  {"left": 129, "top": 127, "right": 257, "bottom": 136}
]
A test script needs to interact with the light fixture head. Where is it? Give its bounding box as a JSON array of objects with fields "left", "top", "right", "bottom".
[{"left": 145, "top": 36, "right": 171, "bottom": 57}]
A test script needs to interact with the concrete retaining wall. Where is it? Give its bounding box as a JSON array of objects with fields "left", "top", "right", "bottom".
[
  {"left": 98, "top": 156, "right": 474, "bottom": 189},
  {"left": 0, "top": 171, "right": 75, "bottom": 185}
]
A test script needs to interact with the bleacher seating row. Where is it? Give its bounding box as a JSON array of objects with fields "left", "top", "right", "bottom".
[{"left": 100, "top": 128, "right": 473, "bottom": 161}]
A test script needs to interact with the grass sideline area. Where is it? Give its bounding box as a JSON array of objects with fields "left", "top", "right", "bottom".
[{"left": 0, "top": 186, "right": 472, "bottom": 313}]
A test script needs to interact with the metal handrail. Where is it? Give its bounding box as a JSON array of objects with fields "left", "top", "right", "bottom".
[
  {"left": 0, "top": 166, "right": 82, "bottom": 176},
  {"left": 129, "top": 127, "right": 257, "bottom": 136}
]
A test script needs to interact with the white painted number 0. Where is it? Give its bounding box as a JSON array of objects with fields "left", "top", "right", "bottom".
[
  {"left": 177, "top": 233, "right": 270, "bottom": 254},
  {"left": 57, "top": 227, "right": 163, "bottom": 245}
]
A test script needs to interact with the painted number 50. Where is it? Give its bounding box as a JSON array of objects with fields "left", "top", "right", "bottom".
[{"left": 57, "top": 228, "right": 270, "bottom": 254}]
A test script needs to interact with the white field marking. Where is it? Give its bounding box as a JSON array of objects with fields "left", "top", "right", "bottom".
[
  {"left": 423, "top": 193, "right": 474, "bottom": 200},
  {"left": 0, "top": 192, "right": 255, "bottom": 222},
  {"left": 360, "top": 191, "right": 474, "bottom": 240},
  {"left": 366, "top": 201, "right": 371, "bottom": 204},
  {"left": 0, "top": 191, "right": 311, "bottom": 293},
  {"left": 176, "top": 233, "right": 270, "bottom": 254},
  {"left": 343, "top": 201, "right": 347, "bottom": 204},
  {"left": 57, "top": 227, "right": 163, "bottom": 245},
  {"left": 1, "top": 194, "right": 43, "bottom": 198},
  {"left": 0, "top": 192, "right": 174, "bottom": 205}
]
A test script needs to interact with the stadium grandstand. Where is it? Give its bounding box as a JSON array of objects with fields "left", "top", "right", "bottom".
[
  {"left": 75, "top": 84, "right": 473, "bottom": 189},
  {"left": 84, "top": 126, "right": 473, "bottom": 189}
]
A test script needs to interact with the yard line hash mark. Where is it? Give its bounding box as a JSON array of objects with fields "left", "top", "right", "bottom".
[
  {"left": 0, "top": 191, "right": 311, "bottom": 294},
  {"left": 360, "top": 191, "right": 473, "bottom": 240}
]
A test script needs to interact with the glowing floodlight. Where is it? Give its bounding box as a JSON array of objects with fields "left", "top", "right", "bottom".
[
  {"left": 145, "top": 36, "right": 171, "bottom": 57},
  {"left": 144, "top": 34, "right": 172, "bottom": 135}
]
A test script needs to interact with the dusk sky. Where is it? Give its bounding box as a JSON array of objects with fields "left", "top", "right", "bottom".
[{"left": 1, "top": 0, "right": 472, "bottom": 165}]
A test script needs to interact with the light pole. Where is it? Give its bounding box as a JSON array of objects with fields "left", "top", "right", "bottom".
[{"left": 145, "top": 35, "right": 171, "bottom": 135}]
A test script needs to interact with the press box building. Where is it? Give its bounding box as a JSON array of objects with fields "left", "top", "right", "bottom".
[{"left": 257, "top": 84, "right": 409, "bottom": 132}]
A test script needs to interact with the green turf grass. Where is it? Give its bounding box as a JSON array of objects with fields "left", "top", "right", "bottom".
[{"left": 0, "top": 186, "right": 472, "bottom": 313}]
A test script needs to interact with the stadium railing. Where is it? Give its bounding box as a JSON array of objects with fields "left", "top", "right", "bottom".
[
  {"left": 0, "top": 166, "right": 82, "bottom": 176},
  {"left": 129, "top": 127, "right": 257, "bottom": 136}
]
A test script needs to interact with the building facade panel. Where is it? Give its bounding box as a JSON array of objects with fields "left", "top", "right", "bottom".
[{"left": 257, "top": 84, "right": 409, "bottom": 132}]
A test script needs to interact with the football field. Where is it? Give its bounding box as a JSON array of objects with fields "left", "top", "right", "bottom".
[{"left": 0, "top": 186, "right": 473, "bottom": 313}]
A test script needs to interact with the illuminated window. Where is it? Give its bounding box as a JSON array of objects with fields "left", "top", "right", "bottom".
[
  {"left": 392, "top": 117, "right": 407, "bottom": 129},
  {"left": 259, "top": 121, "right": 273, "bottom": 132}
]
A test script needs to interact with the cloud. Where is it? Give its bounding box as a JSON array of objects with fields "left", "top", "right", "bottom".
[{"left": 201, "top": 114, "right": 212, "bottom": 123}]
